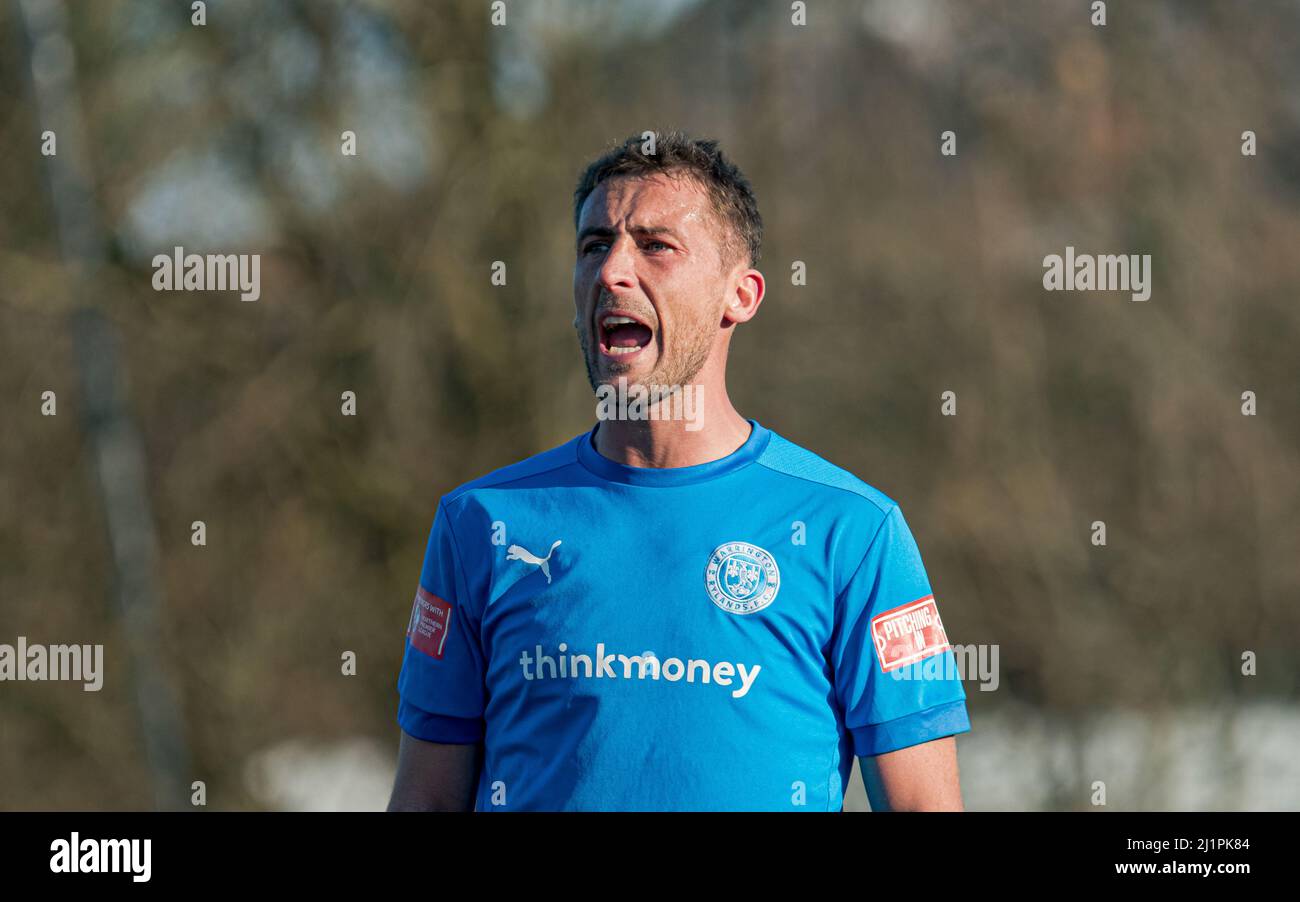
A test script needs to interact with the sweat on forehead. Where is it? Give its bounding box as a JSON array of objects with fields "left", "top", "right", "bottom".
[{"left": 585, "top": 171, "right": 710, "bottom": 215}]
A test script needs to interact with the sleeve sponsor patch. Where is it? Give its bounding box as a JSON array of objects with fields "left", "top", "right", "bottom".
[
  {"left": 407, "top": 586, "right": 453, "bottom": 660},
  {"left": 870, "top": 595, "right": 950, "bottom": 673}
]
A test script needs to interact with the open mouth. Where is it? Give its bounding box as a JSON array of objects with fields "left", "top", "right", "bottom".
[{"left": 597, "top": 311, "right": 654, "bottom": 359}]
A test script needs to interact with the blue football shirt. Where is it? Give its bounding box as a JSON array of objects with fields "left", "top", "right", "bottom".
[{"left": 397, "top": 419, "right": 970, "bottom": 811}]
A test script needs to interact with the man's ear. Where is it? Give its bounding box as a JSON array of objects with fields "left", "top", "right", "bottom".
[{"left": 723, "top": 269, "right": 765, "bottom": 325}]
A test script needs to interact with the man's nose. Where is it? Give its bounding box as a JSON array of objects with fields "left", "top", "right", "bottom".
[{"left": 596, "top": 235, "right": 637, "bottom": 292}]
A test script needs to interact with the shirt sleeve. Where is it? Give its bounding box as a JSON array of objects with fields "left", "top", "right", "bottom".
[
  {"left": 831, "top": 503, "right": 971, "bottom": 757},
  {"left": 396, "top": 498, "right": 487, "bottom": 744}
]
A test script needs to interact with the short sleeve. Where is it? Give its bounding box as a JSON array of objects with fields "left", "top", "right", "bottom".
[
  {"left": 396, "top": 499, "right": 487, "bottom": 744},
  {"left": 831, "top": 504, "right": 970, "bottom": 757}
]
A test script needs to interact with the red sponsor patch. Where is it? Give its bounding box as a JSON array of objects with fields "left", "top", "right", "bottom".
[
  {"left": 407, "top": 586, "right": 453, "bottom": 660},
  {"left": 870, "top": 595, "right": 950, "bottom": 673}
]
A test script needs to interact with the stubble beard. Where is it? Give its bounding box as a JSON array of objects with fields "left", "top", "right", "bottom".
[{"left": 578, "top": 307, "right": 715, "bottom": 401}]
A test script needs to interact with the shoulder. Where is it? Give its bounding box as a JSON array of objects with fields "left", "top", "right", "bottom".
[
  {"left": 755, "top": 427, "right": 899, "bottom": 520},
  {"left": 441, "top": 432, "right": 586, "bottom": 510}
]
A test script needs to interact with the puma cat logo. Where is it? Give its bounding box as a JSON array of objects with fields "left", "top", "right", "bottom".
[{"left": 507, "top": 540, "right": 562, "bottom": 584}]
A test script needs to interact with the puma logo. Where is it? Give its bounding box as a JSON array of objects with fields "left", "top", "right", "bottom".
[{"left": 506, "top": 540, "right": 562, "bottom": 584}]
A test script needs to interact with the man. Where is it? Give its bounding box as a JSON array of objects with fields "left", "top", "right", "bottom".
[{"left": 388, "top": 132, "right": 970, "bottom": 812}]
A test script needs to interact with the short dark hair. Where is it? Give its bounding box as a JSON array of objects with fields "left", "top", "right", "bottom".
[{"left": 572, "top": 131, "right": 763, "bottom": 270}]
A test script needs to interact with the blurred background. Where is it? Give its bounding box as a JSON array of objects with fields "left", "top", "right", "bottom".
[{"left": 1, "top": 0, "right": 1298, "bottom": 811}]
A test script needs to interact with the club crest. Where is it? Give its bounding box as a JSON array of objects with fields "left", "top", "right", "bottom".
[{"left": 705, "top": 542, "right": 780, "bottom": 615}]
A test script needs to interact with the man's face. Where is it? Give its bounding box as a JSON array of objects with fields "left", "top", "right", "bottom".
[{"left": 573, "top": 173, "right": 736, "bottom": 393}]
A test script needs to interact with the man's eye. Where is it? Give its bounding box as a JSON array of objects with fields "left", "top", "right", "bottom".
[{"left": 580, "top": 240, "right": 669, "bottom": 254}]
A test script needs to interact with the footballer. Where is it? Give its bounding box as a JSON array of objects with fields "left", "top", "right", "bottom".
[{"left": 387, "top": 132, "right": 971, "bottom": 812}]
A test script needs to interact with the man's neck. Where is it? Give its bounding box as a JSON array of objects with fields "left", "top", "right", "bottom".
[{"left": 592, "top": 397, "right": 752, "bottom": 469}]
